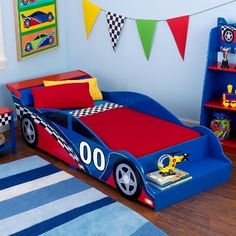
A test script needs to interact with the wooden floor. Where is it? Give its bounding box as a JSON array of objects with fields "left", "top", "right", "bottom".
[{"left": 1, "top": 129, "right": 236, "bottom": 236}]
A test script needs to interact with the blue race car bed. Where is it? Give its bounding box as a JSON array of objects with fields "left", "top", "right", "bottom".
[{"left": 6, "top": 70, "right": 232, "bottom": 210}]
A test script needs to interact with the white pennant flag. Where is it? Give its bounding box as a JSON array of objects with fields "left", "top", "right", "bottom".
[{"left": 106, "top": 12, "right": 126, "bottom": 51}]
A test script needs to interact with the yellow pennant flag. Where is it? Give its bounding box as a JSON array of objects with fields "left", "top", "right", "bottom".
[{"left": 82, "top": 0, "right": 101, "bottom": 38}]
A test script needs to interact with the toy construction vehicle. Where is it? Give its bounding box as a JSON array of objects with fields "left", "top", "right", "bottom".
[{"left": 157, "top": 152, "right": 189, "bottom": 176}]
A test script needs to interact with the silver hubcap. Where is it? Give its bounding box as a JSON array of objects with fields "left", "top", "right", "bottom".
[
  {"left": 225, "top": 31, "right": 233, "bottom": 42},
  {"left": 49, "top": 37, "right": 53, "bottom": 44},
  {"left": 25, "top": 21, "right": 30, "bottom": 27},
  {"left": 22, "top": 118, "right": 36, "bottom": 144},
  {"left": 48, "top": 14, "right": 53, "bottom": 21},
  {"left": 26, "top": 44, "right": 31, "bottom": 51},
  {"left": 115, "top": 163, "right": 137, "bottom": 196}
]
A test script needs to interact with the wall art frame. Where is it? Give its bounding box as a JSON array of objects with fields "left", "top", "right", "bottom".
[{"left": 14, "top": 0, "right": 59, "bottom": 60}]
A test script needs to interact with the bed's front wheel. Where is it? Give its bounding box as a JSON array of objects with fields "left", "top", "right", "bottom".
[
  {"left": 113, "top": 160, "right": 142, "bottom": 200},
  {"left": 20, "top": 116, "right": 38, "bottom": 146}
]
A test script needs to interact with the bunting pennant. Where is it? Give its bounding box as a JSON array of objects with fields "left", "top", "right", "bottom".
[
  {"left": 167, "top": 15, "right": 190, "bottom": 60},
  {"left": 82, "top": 0, "right": 101, "bottom": 38},
  {"left": 136, "top": 19, "right": 157, "bottom": 60},
  {"left": 81, "top": 1, "right": 235, "bottom": 61},
  {"left": 106, "top": 12, "right": 126, "bottom": 51}
]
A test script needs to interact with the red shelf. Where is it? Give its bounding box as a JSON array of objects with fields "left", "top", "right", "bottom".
[
  {"left": 204, "top": 99, "right": 236, "bottom": 112},
  {"left": 0, "top": 106, "right": 12, "bottom": 116},
  {"left": 221, "top": 138, "right": 236, "bottom": 148},
  {"left": 208, "top": 63, "right": 236, "bottom": 73},
  {"left": 204, "top": 100, "right": 236, "bottom": 154},
  {"left": 221, "top": 138, "right": 236, "bottom": 154}
]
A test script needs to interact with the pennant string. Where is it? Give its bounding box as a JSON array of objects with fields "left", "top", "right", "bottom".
[
  {"left": 190, "top": 0, "right": 236, "bottom": 17},
  {"left": 100, "top": 0, "right": 236, "bottom": 21},
  {"left": 101, "top": 9, "right": 135, "bottom": 21}
]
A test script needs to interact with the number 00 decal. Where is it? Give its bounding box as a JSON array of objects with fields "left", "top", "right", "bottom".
[
  {"left": 93, "top": 148, "right": 105, "bottom": 171},
  {"left": 80, "top": 141, "right": 92, "bottom": 165},
  {"left": 79, "top": 141, "right": 105, "bottom": 171}
]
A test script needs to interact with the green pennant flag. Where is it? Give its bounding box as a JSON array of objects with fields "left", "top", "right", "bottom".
[{"left": 136, "top": 19, "right": 157, "bottom": 60}]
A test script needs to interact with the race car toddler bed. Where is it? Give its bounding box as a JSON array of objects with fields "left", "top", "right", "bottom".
[{"left": 6, "top": 70, "right": 232, "bottom": 210}]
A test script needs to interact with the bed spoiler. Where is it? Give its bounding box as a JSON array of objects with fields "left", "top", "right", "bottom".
[{"left": 6, "top": 70, "right": 92, "bottom": 98}]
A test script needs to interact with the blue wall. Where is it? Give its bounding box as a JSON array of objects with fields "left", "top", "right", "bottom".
[
  {"left": 0, "top": 0, "right": 69, "bottom": 108},
  {"left": 1, "top": 0, "right": 236, "bottom": 122},
  {"left": 67, "top": 0, "right": 236, "bottom": 122}
]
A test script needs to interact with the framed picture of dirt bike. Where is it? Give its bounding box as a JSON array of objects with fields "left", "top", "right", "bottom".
[{"left": 14, "top": 0, "right": 59, "bottom": 60}]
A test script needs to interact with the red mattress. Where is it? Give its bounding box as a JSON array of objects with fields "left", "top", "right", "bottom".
[{"left": 80, "top": 108, "right": 201, "bottom": 158}]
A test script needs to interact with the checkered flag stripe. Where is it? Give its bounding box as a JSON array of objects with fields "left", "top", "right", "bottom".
[
  {"left": 15, "top": 103, "right": 82, "bottom": 167},
  {"left": 221, "top": 25, "right": 236, "bottom": 34},
  {"left": 70, "top": 102, "right": 124, "bottom": 118},
  {"left": 106, "top": 12, "right": 126, "bottom": 51},
  {"left": 0, "top": 113, "right": 11, "bottom": 127}
]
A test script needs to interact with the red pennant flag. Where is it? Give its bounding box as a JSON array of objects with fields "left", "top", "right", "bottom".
[{"left": 167, "top": 15, "right": 189, "bottom": 60}]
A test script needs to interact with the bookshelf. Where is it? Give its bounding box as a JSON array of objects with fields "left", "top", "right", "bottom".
[
  {"left": 200, "top": 18, "right": 236, "bottom": 154},
  {"left": 0, "top": 106, "right": 16, "bottom": 154}
]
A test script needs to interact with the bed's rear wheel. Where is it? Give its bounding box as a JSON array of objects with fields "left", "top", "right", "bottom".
[
  {"left": 20, "top": 116, "right": 38, "bottom": 146},
  {"left": 113, "top": 159, "right": 142, "bottom": 200}
]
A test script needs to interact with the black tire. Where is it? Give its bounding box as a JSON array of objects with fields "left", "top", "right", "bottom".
[
  {"left": 20, "top": 116, "right": 38, "bottom": 146},
  {"left": 48, "top": 36, "right": 54, "bottom": 45},
  {"left": 47, "top": 12, "right": 54, "bottom": 22},
  {"left": 223, "top": 29, "right": 234, "bottom": 43},
  {"left": 25, "top": 42, "right": 32, "bottom": 52},
  {"left": 24, "top": 19, "right": 30, "bottom": 28},
  {"left": 22, "top": 0, "right": 28, "bottom": 5},
  {"left": 113, "top": 159, "right": 142, "bottom": 200}
]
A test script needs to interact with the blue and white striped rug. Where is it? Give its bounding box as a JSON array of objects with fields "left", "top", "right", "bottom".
[{"left": 0, "top": 156, "right": 167, "bottom": 236}]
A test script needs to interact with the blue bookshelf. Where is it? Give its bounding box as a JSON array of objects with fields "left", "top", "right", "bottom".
[
  {"left": 200, "top": 18, "right": 236, "bottom": 154},
  {"left": 0, "top": 107, "right": 16, "bottom": 154},
  {"left": 0, "top": 140, "right": 12, "bottom": 152}
]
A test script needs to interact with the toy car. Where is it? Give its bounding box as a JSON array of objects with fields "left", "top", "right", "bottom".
[
  {"left": 21, "top": 0, "right": 38, "bottom": 5},
  {"left": 21, "top": 11, "right": 54, "bottom": 28},
  {"left": 24, "top": 33, "right": 54, "bottom": 52},
  {"left": 6, "top": 70, "right": 232, "bottom": 211}
]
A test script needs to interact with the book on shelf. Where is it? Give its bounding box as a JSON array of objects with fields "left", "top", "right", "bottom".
[
  {"left": 146, "top": 168, "right": 191, "bottom": 188},
  {"left": 148, "top": 176, "right": 192, "bottom": 191}
]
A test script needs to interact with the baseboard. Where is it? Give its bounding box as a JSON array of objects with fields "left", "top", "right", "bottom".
[{"left": 180, "top": 118, "right": 200, "bottom": 126}]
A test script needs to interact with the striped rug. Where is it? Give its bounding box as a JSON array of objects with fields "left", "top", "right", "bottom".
[{"left": 0, "top": 156, "right": 167, "bottom": 236}]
